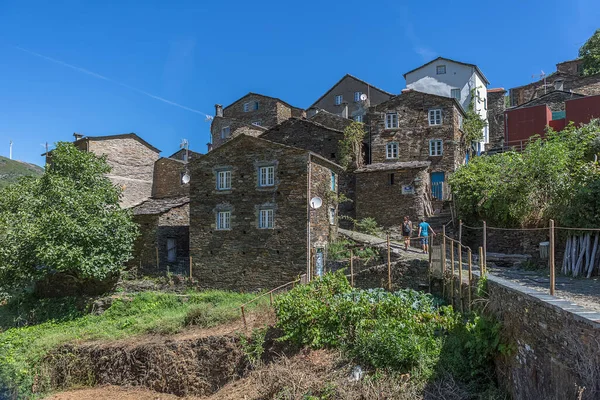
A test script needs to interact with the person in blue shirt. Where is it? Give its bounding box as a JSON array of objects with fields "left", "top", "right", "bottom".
[{"left": 417, "top": 218, "right": 436, "bottom": 254}]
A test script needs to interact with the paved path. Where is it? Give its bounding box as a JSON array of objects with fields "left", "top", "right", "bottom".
[{"left": 338, "top": 228, "right": 429, "bottom": 262}]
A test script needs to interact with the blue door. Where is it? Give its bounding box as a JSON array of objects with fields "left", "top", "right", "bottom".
[{"left": 431, "top": 172, "right": 445, "bottom": 200}]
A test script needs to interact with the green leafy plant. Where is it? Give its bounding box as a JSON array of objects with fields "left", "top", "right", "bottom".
[
  {"left": 462, "top": 88, "right": 488, "bottom": 145},
  {"left": 239, "top": 326, "right": 268, "bottom": 368},
  {"left": 338, "top": 122, "right": 366, "bottom": 170},
  {"left": 579, "top": 28, "right": 600, "bottom": 76}
]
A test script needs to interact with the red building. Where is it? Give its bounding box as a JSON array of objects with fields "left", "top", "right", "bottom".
[{"left": 504, "top": 94, "right": 600, "bottom": 149}]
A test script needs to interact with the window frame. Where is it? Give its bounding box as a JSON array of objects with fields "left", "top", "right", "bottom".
[
  {"left": 243, "top": 102, "right": 250, "bottom": 112},
  {"left": 354, "top": 91, "right": 362, "bottom": 102},
  {"left": 254, "top": 101, "right": 259, "bottom": 110},
  {"left": 386, "top": 142, "right": 399, "bottom": 159},
  {"left": 428, "top": 109, "right": 443, "bottom": 126},
  {"left": 216, "top": 210, "right": 231, "bottom": 230},
  {"left": 216, "top": 170, "right": 232, "bottom": 191},
  {"left": 258, "top": 208, "right": 274, "bottom": 229},
  {"left": 258, "top": 165, "right": 275, "bottom": 187},
  {"left": 330, "top": 170, "right": 336, "bottom": 191},
  {"left": 436, "top": 65, "right": 446, "bottom": 75},
  {"left": 220, "top": 126, "right": 231, "bottom": 139},
  {"left": 354, "top": 114, "right": 363, "bottom": 123},
  {"left": 334, "top": 94, "right": 343, "bottom": 105},
  {"left": 252, "top": 121, "right": 262, "bottom": 126},
  {"left": 328, "top": 207, "right": 336, "bottom": 225},
  {"left": 385, "top": 112, "right": 398, "bottom": 129},
  {"left": 451, "top": 88, "right": 461, "bottom": 101},
  {"left": 429, "top": 139, "right": 443, "bottom": 156}
]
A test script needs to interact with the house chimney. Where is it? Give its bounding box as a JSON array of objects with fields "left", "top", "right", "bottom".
[
  {"left": 307, "top": 107, "right": 319, "bottom": 118},
  {"left": 73, "top": 132, "right": 83, "bottom": 141},
  {"left": 215, "top": 104, "right": 223, "bottom": 118},
  {"left": 342, "top": 104, "right": 349, "bottom": 119},
  {"left": 207, "top": 142, "right": 213, "bottom": 152}
]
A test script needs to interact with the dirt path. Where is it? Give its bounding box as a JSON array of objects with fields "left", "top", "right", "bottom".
[{"left": 45, "top": 385, "right": 200, "bottom": 399}]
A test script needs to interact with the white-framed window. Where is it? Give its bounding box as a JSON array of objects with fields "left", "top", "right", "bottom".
[
  {"left": 329, "top": 207, "right": 336, "bottom": 225},
  {"left": 354, "top": 115, "right": 363, "bottom": 123},
  {"left": 385, "top": 112, "right": 398, "bottom": 129},
  {"left": 221, "top": 126, "right": 231, "bottom": 139},
  {"left": 354, "top": 91, "right": 362, "bottom": 102},
  {"left": 335, "top": 95, "right": 343, "bottom": 105},
  {"left": 451, "top": 89, "right": 461, "bottom": 101},
  {"left": 166, "top": 238, "right": 177, "bottom": 262},
  {"left": 258, "top": 165, "right": 275, "bottom": 187},
  {"left": 243, "top": 102, "right": 250, "bottom": 112},
  {"left": 254, "top": 101, "right": 259, "bottom": 110},
  {"left": 428, "top": 109, "right": 443, "bottom": 126},
  {"left": 330, "top": 170, "right": 336, "bottom": 191},
  {"left": 386, "top": 142, "right": 399, "bottom": 159},
  {"left": 252, "top": 121, "right": 262, "bottom": 126},
  {"left": 483, "top": 98, "right": 487, "bottom": 110},
  {"left": 216, "top": 211, "right": 231, "bottom": 230},
  {"left": 258, "top": 208, "right": 274, "bottom": 229},
  {"left": 458, "top": 114, "right": 464, "bottom": 130},
  {"left": 217, "top": 170, "right": 231, "bottom": 190},
  {"left": 436, "top": 65, "right": 446, "bottom": 74},
  {"left": 429, "top": 139, "right": 443, "bottom": 156}
]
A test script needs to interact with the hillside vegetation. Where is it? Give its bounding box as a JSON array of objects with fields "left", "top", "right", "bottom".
[{"left": 0, "top": 156, "right": 44, "bottom": 189}]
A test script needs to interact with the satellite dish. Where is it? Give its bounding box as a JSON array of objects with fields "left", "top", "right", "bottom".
[
  {"left": 310, "top": 197, "right": 322, "bottom": 209},
  {"left": 360, "top": 93, "right": 368, "bottom": 101},
  {"left": 181, "top": 173, "right": 191, "bottom": 184}
]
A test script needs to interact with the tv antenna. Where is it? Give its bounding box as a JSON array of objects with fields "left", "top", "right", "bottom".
[
  {"left": 180, "top": 139, "right": 191, "bottom": 184},
  {"left": 310, "top": 197, "right": 322, "bottom": 209}
]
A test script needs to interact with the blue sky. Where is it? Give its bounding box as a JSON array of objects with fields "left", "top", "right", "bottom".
[{"left": 1, "top": 0, "right": 599, "bottom": 166}]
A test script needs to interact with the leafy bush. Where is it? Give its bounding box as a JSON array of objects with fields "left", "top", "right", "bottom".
[
  {"left": 354, "top": 217, "right": 382, "bottom": 236},
  {"left": 239, "top": 326, "right": 268, "bottom": 368},
  {"left": 327, "top": 239, "right": 379, "bottom": 262}
]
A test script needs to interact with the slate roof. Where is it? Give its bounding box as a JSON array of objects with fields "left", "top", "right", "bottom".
[
  {"left": 355, "top": 161, "right": 431, "bottom": 173},
  {"left": 132, "top": 196, "right": 189, "bottom": 216}
]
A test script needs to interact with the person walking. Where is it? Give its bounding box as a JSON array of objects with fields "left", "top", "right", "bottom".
[
  {"left": 402, "top": 216, "right": 413, "bottom": 251},
  {"left": 418, "top": 218, "right": 436, "bottom": 254}
]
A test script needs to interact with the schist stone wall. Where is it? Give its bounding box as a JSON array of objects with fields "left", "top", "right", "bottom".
[
  {"left": 210, "top": 117, "right": 266, "bottom": 149},
  {"left": 152, "top": 158, "right": 189, "bottom": 199},
  {"left": 513, "top": 91, "right": 585, "bottom": 112},
  {"left": 354, "top": 164, "right": 430, "bottom": 227},
  {"left": 308, "top": 110, "right": 353, "bottom": 132},
  {"left": 310, "top": 158, "right": 338, "bottom": 248},
  {"left": 368, "top": 91, "right": 466, "bottom": 191},
  {"left": 510, "top": 72, "right": 600, "bottom": 107},
  {"left": 189, "top": 135, "right": 337, "bottom": 291},
  {"left": 83, "top": 136, "right": 160, "bottom": 208},
  {"left": 130, "top": 201, "right": 190, "bottom": 276},
  {"left": 486, "top": 89, "right": 507, "bottom": 150}
]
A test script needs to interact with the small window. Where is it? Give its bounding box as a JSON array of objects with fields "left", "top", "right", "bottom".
[
  {"left": 243, "top": 102, "right": 250, "bottom": 112},
  {"left": 429, "top": 139, "right": 443, "bottom": 156},
  {"left": 254, "top": 101, "right": 259, "bottom": 110},
  {"left": 335, "top": 95, "right": 343, "bottom": 105},
  {"left": 428, "top": 109, "right": 443, "bottom": 126},
  {"left": 330, "top": 170, "right": 336, "bottom": 191},
  {"left": 385, "top": 113, "right": 398, "bottom": 129},
  {"left": 221, "top": 126, "right": 231, "bottom": 139},
  {"left": 258, "top": 166, "right": 275, "bottom": 187},
  {"left": 167, "top": 238, "right": 177, "bottom": 262},
  {"left": 259, "top": 209, "right": 274, "bottom": 229},
  {"left": 483, "top": 98, "right": 487, "bottom": 110},
  {"left": 354, "top": 91, "right": 362, "bottom": 102},
  {"left": 386, "top": 142, "right": 399, "bottom": 159},
  {"left": 354, "top": 115, "right": 363, "bottom": 123},
  {"left": 329, "top": 207, "right": 336, "bottom": 225},
  {"left": 252, "top": 121, "right": 262, "bottom": 126},
  {"left": 451, "top": 89, "right": 461, "bottom": 101},
  {"left": 216, "top": 211, "right": 231, "bottom": 230},
  {"left": 436, "top": 65, "right": 446, "bottom": 74},
  {"left": 458, "top": 114, "right": 464, "bottom": 130},
  {"left": 388, "top": 173, "right": 395, "bottom": 185},
  {"left": 217, "top": 170, "right": 231, "bottom": 190}
]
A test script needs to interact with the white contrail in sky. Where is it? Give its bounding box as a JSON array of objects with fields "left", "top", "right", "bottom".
[{"left": 15, "top": 46, "right": 212, "bottom": 118}]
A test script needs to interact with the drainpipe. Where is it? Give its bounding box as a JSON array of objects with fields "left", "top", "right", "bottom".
[{"left": 307, "top": 153, "right": 312, "bottom": 281}]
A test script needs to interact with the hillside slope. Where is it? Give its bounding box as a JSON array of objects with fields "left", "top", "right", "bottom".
[{"left": 0, "top": 156, "right": 44, "bottom": 189}]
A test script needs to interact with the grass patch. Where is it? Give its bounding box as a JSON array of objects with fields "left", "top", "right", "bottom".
[{"left": 0, "top": 290, "right": 265, "bottom": 399}]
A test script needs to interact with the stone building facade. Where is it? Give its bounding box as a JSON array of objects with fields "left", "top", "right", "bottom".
[
  {"left": 509, "top": 58, "right": 600, "bottom": 107},
  {"left": 308, "top": 109, "right": 353, "bottom": 131},
  {"left": 510, "top": 90, "right": 585, "bottom": 112},
  {"left": 44, "top": 133, "right": 161, "bottom": 208},
  {"left": 367, "top": 90, "right": 467, "bottom": 201},
  {"left": 151, "top": 157, "right": 190, "bottom": 199},
  {"left": 189, "top": 134, "right": 341, "bottom": 290},
  {"left": 486, "top": 88, "right": 507, "bottom": 151},
  {"left": 168, "top": 148, "right": 203, "bottom": 162},
  {"left": 309, "top": 74, "right": 393, "bottom": 122},
  {"left": 355, "top": 161, "right": 431, "bottom": 228},
  {"left": 210, "top": 93, "right": 305, "bottom": 149}
]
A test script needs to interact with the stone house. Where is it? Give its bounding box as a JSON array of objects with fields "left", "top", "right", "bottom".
[
  {"left": 189, "top": 134, "right": 342, "bottom": 290},
  {"left": 404, "top": 57, "right": 490, "bottom": 152},
  {"left": 210, "top": 93, "right": 305, "bottom": 150},
  {"left": 367, "top": 89, "right": 467, "bottom": 204},
  {"left": 355, "top": 161, "right": 431, "bottom": 227},
  {"left": 44, "top": 132, "right": 161, "bottom": 209},
  {"left": 486, "top": 88, "right": 507, "bottom": 151},
  {"left": 509, "top": 58, "right": 600, "bottom": 107},
  {"left": 308, "top": 74, "right": 393, "bottom": 123}
]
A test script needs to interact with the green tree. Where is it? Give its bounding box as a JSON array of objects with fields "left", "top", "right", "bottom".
[
  {"left": 579, "top": 28, "right": 600, "bottom": 76},
  {"left": 0, "top": 142, "right": 138, "bottom": 293},
  {"left": 338, "top": 121, "right": 366, "bottom": 170}
]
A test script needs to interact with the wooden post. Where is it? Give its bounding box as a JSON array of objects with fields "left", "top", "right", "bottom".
[
  {"left": 241, "top": 306, "right": 247, "bottom": 330},
  {"left": 387, "top": 234, "right": 392, "bottom": 291},
  {"left": 442, "top": 225, "right": 447, "bottom": 297},
  {"left": 468, "top": 249, "right": 473, "bottom": 312},
  {"left": 479, "top": 246, "right": 485, "bottom": 277},
  {"left": 270, "top": 292, "right": 274, "bottom": 306},
  {"left": 458, "top": 244, "right": 463, "bottom": 312},
  {"left": 450, "top": 241, "right": 455, "bottom": 307},
  {"left": 189, "top": 255, "right": 193, "bottom": 280},
  {"left": 350, "top": 249, "right": 354, "bottom": 287},
  {"left": 156, "top": 246, "right": 159, "bottom": 270},
  {"left": 550, "top": 219, "right": 555, "bottom": 296},
  {"left": 459, "top": 220, "right": 463, "bottom": 244},
  {"left": 310, "top": 248, "right": 315, "bottom": 281},
  {"left": 483, "top": 221, "right": 487, "bottom": 268}
]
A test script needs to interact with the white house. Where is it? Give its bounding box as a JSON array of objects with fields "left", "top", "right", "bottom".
[{"left": 403, "top": 57, "right": 490, "bottom": 152}]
